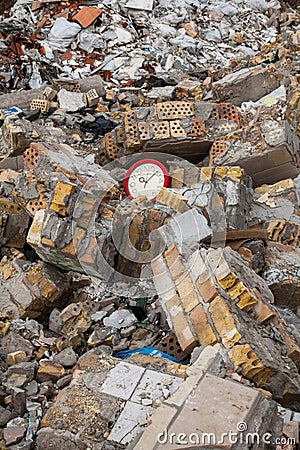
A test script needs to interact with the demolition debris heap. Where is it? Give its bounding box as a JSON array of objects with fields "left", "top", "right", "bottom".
[{"left": 0, "top": 0, "right": 300, "bottom": 449}]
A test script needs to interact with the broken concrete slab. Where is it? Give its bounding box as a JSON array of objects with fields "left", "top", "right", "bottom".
[
  {"left": 41, "top": 355, "right": 183, "bottom": 447},
  {"left": 211, "top": 66, "right": 280, "bottom": 106},
  {"left": 132, "top": 346, "right": 282, "bottom": 450}
]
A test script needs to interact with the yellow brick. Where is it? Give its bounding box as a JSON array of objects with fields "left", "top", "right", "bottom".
[
  {"left": 236, "top": 290, "right": 257, "bottom": 311},
  {"left": 156, "top": 188, "right": 188, "bottom": 213},
  {"left": 190, "top": 305, "right": 218, "bottom": 346},
  {"left": 227, "top": 280, "right": 247, "bottom": 300},
  {"left": 227, "top": 167, "right": 244, "bottom": 182},
  {"left": 229, "top": 344, "right": 274, "bottom": 387},
  {"left": 217, "top": 272, "right": 237, "bottom": 289},
  {"left": 0, "top": 262, "right": 17, "bottom": 280},
  {"left": 0, "top": 320, "right": 10, "bottom": 336},
  {"left": 200, "top": 167, "right": 212, "bottom": 182},
  {"left": 38, "top": 278, "right": 61, "bottom": 302},
  {"left": 175, "top": 275, "right": 199, "bottom": 313},
  {"left": 214, "top": 166, "right": 228, "bottom": 179},
  {"left": 50, "top": 182, "right": 75, "bottom": 216},
  {"left": 26, "top": 267, "right": 43, "bottom": 285},
  {"left": 0, "top": 199, "right": 23, "bottom": 214},
  {"left": 209, "top": 296, "right": 241, "bottom": 348}
]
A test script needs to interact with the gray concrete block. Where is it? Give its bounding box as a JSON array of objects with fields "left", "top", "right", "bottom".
[{"left": 100, "top": 362, "right": 145, "bottom": 400}]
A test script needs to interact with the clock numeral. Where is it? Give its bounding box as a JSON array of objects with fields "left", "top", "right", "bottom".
[{"left": 130, "top": 182, "right": 136, "bottom": 187}]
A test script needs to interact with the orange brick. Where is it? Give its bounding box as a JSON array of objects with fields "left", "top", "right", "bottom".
[
  {"left": 196, "top": 277, "right": 218, "bottom": 303},
  {"left": 73, "top": 6, "right": 102, "bottom": 28},
  {"left": 129, "top": 214, "right": 144, "bottom": 248},
  {"left": 190, "top": 305, "right": 218, "bottom": 346},
  {"left": 165, "top": 294, "right": 197, "bottom": 353},
  {"left": 41, "top": 237, "right": 56, "bottom": 248},
  {"left": 165, "top": 244, "right": 186, "bottom": 280}
]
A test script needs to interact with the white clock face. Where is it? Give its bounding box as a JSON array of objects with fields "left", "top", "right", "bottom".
[{"left": 126, "top": 162, "right": 167, "bottom": 200}]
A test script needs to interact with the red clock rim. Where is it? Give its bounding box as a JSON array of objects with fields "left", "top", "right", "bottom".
[{"left": 124, "top": 159, "right": 170, "bottom": 200}]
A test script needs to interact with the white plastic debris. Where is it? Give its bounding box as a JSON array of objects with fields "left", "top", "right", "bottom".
[
  {"left": 126, "top": 0, "right": 154, "bottom": 11},
  {"left": 57, "top": 89, "right": 86, "bottom": 112},
  {"left": 208, "top": 2, "right": 238, "bottom": 16},
  {"left": 103, "top": 310, "right": 137, "bottom": 329},
  {"left": 29, "top": 62, "right": 45, "bottom": 90},
  {"left": 47, "top": 18, "right": 82, "bottom": 50}
]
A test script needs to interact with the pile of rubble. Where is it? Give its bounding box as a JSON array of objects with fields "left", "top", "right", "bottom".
[{"left": 1, "top": 0, "right": 300, "bottom": 449}]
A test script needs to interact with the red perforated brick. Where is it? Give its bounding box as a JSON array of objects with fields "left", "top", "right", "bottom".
[
  {"left": 218, "top": 103, "right": 240, "bottom": 128},
  {"left": 156, "top": 332, "right": 190, "bottom": 362},
  {"left": 23, "top": 147, "right": 40, "bottom": 169},
  {"left": 209, "top": 140, "right": 227, "bottom": 164},
  {"left": 188, "top": 118, "right": 206, "bottom": 137}
]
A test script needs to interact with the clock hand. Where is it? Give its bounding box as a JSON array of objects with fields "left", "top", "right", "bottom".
[
  {"left": 145, "top": 171, "right": 159, "bottom": 184},
  {"left": 138, "top": 176, "right": 148, "bottom": 189}
]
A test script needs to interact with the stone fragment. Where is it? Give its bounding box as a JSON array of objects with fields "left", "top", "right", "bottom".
[
  {"left": 53, "top": 347, "right": 77, "bottom": 367},
  {"left": 12, "top": 387, "right": 26, "bottom": 416},
  {"left": 36, "top": 361, "right": 65, "bottom": 382},
  {"left": 6, "top": 351, "right": 27, "bottom": 366},
  {"left": 3, "top": 425, "right": 26, "bottom": 446},
  {"left": 36, "top": 427, "right": 78, "bottom": 450}
]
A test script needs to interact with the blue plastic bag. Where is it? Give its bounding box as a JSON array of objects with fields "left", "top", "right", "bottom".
[{"left": 115, "top": 346, "right": 182, "bottom": 363}]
